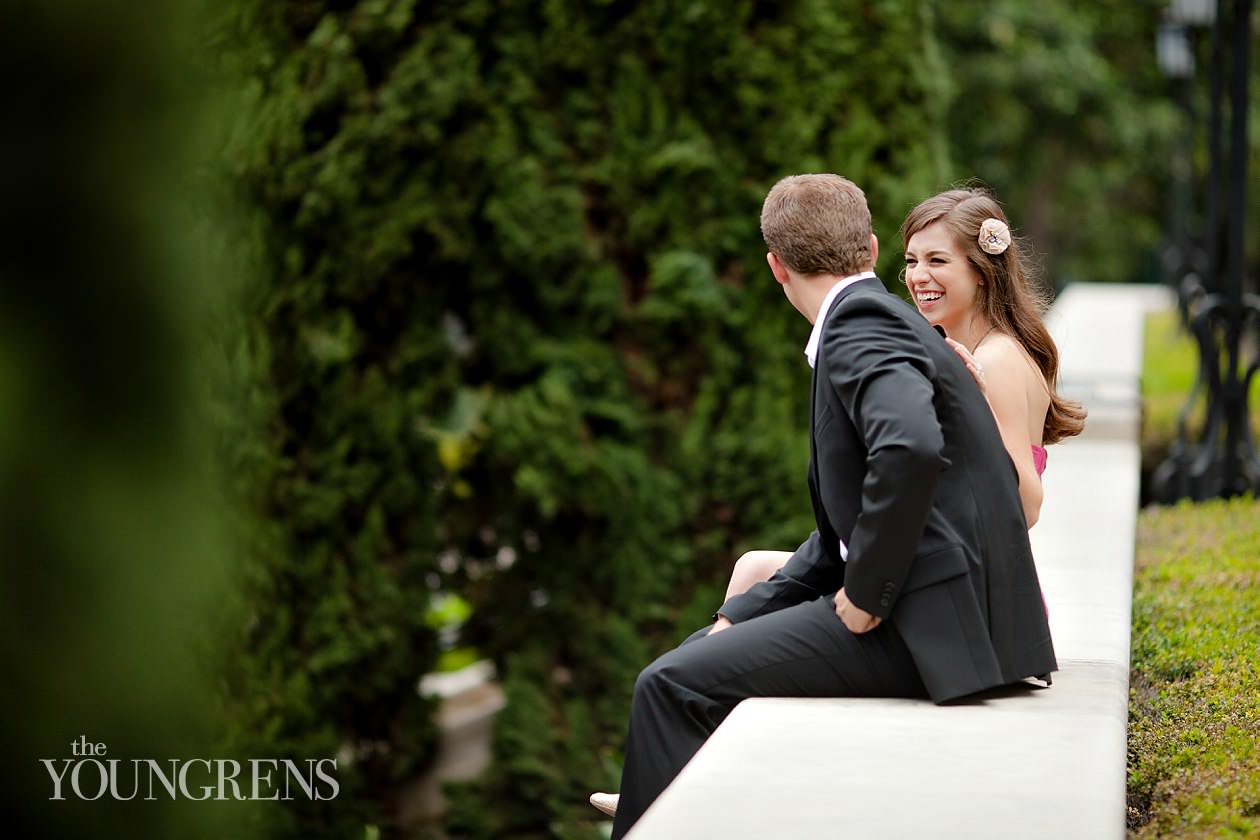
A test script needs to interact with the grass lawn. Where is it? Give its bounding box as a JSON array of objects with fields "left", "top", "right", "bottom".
[
  {"left": 1129, "top": 306, "right": 1260, "bottom": 837},
  {"left": 1128, "top": 497, "right": 1260, "bottom": 837}
]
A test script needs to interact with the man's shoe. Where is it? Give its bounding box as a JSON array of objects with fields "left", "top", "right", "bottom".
[{"left": 589, "top": 792, "right": 618, "bottom": 817}]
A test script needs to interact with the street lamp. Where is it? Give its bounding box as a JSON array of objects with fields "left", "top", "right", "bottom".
[
  {"left": 1154, "top": 19, "right": 1198, "bottom": 328},
  {"left": 1170, "top": 0, "right": 1217, "bottom": 25},
  {"left": 1156, "top": 23, "right": 1194, "bottom": 80},
  {"left": 1151, "top": 0, "right": 1259, "bottom": 503}
]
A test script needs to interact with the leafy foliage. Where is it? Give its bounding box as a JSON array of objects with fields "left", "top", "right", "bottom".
[
  {"left": 416, "top": 2, "right": 951, "bottom": 836},
  {"left": 2, "top": 0, "right": 254, "bottom": 836},
  {"left": 215, "top": 0, "right": 952, "bottom": 835},
  {"left": 937, "top": 0, "right": 1177, "bottom": 286}
]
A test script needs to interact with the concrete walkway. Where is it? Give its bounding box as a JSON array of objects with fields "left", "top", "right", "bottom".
[{"left": 627, "top": 283, "right": 1172, "bottom": 839}]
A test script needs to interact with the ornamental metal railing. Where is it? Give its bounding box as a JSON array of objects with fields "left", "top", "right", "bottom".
[{"left": 1151, "top": 0, "right": 1259, "bottom": 502}]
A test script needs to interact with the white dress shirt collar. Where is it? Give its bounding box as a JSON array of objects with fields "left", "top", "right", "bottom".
[{"left": 804, "top": 271, "right": 878, "bottom": 368}]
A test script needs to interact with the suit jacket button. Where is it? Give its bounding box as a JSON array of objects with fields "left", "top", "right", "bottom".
[{"left": 879, "top": 596, "right": 891, "bottom": 607}]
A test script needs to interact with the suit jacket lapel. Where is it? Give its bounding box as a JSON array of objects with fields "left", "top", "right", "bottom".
[
  {"left": 809, "top": 275, "right": 881, "bottom": 489},
  {"left": 834, "top": 276, "right": 885, "bottom": 305},
  {"left": 806, "top": 276, "right": 884, "bottom": 563}
]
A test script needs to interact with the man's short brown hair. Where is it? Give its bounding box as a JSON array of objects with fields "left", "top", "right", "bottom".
[{"left": 760, "top": 174, "right": 872, "bottom": 276}]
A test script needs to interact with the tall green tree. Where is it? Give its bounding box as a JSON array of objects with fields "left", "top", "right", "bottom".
[
  {"left": 211, "top": 1, "right": 449, "bottom": 835},
  {"left": 218, "top": 0, "right": 950, "bottom": 837},
  {"left": 936, "top": 0, "right": 1178, "bottom": 285},
  {"left": 416, "top": 1, "right": 952, "bottom": 837}
]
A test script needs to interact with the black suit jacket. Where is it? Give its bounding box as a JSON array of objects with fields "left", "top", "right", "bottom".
[{"left": 719, "top": 278, "right": 1056, "bottom": 702}]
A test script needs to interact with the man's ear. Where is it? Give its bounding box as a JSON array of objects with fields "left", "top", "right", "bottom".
[
  {"left": 869, "top": 233, "right": 879, "bottom": 268},
  {"left": 766, "top": 252, "right": 790, "bottom": 285}
]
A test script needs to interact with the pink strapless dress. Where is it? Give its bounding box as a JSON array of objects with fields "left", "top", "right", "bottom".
[
  {"left": 1031, "top": 444, "right": 1049, "bottom": 615},
  {"left": 1032, "top": 444, "right": 1047, "bottom": 476}
]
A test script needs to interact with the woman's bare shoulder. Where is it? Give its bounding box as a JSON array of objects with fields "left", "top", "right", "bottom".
[{"left": 976, "top": 333, "right": 1043, "bottom": 383}]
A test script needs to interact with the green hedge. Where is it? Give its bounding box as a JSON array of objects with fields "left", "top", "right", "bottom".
[
  {"left": 1128, "top": 497, "right": 1260, "bottom": 838},
  {"left": 215, "top": 1, "right": 951, "bottom": 835}
]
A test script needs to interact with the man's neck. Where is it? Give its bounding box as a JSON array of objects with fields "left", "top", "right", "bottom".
[
  {"left": 802, "top": 269, "right": 875, "bottom": 323},
  {"left": 801, "top": 276, "right": 841, "bottom": 324}
]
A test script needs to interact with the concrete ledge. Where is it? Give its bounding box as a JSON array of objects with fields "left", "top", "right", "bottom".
[
  {"left": 630, "top": 660, "right": 1128, "bottom": 839},
  {"left": 626, "top": 284, "right": 1168, "bottom": 839}
]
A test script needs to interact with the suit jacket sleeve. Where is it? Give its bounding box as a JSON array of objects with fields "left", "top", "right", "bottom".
[{"left": 826, "top": 297, "right": 948, "bottom": 617}]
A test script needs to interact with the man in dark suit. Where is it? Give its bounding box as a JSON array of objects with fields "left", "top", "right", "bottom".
[{"left": 609, "top": 174, "right": 1056, "bottom": 839}]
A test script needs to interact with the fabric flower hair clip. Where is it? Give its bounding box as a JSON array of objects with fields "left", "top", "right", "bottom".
[{"left": 978, "top": 218, "right": 1011, "bottom": 255}]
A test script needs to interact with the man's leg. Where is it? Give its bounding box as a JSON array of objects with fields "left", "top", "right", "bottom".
[{"left": 610, "top": 596, "right": 925, "bottom": 839}]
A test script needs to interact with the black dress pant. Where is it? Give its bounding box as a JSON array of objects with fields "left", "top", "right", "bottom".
[{"left": 610, "top": 596, "right": 926, "bottom": 838}]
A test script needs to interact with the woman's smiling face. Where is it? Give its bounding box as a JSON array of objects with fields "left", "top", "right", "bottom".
[{"left": 904, "top": 220, "right": 982, "bottom": 332}]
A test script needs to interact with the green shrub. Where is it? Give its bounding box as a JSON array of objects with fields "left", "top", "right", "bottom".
[
  {"left": 212, "top": 0, "right": 956, "bottom": 832},
  {"left": 1128, "top": 497, "right": 1260, "bottom": 838},
  {"left": 422, "top": 3, "right": 953, "bottom": 835}
]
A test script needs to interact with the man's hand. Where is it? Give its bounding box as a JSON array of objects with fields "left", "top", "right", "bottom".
[
  {"left": 835, "top": 588, "right": 881, "bottom": 634},
  {"left": 708, "top": 616, "right": 733, "bottom": 635}
]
